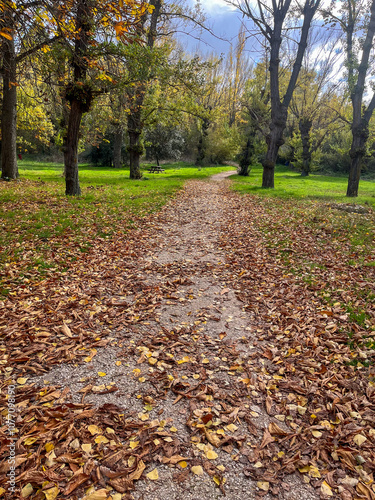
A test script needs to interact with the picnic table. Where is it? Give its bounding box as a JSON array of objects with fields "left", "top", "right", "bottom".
[{"left": 147, "top": 166, "right": 165, "bottom": 173}]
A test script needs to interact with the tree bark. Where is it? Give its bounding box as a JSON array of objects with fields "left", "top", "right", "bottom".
[
  {"left": 238, "top": 136, "right": 253, "bottom": 176},
  {"left": 64, "top": 99, "right": 83, "bottom": 195},
  {"left": 1, "top": 23, "right": 18, "bottom": 179},
  {"left": 113, "top": 125, "right": 123, "bottom": 168},
  {"left": 262, "top": 115, "right": 286, "bottom": 188},
  {"left": 299, "top": 118, "right": 312, "bottom": 176},
  {"left": 345, "top": 0, "right": 375, "bottom": 197},
  {"left": 127, "top": 109, "right": 143, "bottom": 179},
  {"left": 346, "top": 125, "right": 368, "bottom": 197},
  {"left": 63, "top": 0, "right": 91, "bottom": 195}
]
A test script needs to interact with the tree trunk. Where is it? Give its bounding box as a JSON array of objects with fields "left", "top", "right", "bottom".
[
  {"left": 1, "top": 31, "right": 18, "bottom": 180},
  {"left": 113, "top": 125, "right": 123, "bottom": 168},
  {"left": 238, "top": 136, "right": 253, "bottom": 176},
  {"left": 262, "top": 120, "right": 285, "bottom": 188},
  {"left": 299, "top": 118, "right": 312, "bottom": 177},
  {"left": 346, "top": 125, "right": 368, "bottom": 197},
  {"left": 128, "top": 108, "right": 142, "bottom": 179},
  {"left": 64, "top": 99, "right": 83, "bottom": 195}
]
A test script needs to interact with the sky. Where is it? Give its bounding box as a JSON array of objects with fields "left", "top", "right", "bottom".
[{"left": 182, "top": 0, "right": 252, "bottom": 56}]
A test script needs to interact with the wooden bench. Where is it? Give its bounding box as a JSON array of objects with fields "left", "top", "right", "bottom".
[{"left": 147, "top": 166, "right": 165, "bottom": 173}]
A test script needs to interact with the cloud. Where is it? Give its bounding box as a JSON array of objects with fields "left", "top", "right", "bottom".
[{"left": 199, "top": 0, "right": 237, "bottom": 13}]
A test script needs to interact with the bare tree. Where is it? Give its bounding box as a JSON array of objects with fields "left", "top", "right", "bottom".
[
  {"left": 289, "top": 31, "right": 343, "bottom": 176},
  {"left": 231, "top": 0, "right": 322, "bottom": 187},
  {"left": 323, "top": 0, "right": 375, "bottom": 197}
]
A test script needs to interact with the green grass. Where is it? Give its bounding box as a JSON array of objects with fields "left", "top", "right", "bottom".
[
  {"left": 231, "top": 164, "right": 375, "bottom": 207},
  {"left": 0, "top": 160, "right": 233, "bottom": 288}
]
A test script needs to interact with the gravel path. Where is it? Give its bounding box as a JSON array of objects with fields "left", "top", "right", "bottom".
[{"left": 32, "top": 173, "right": 319, "bottom": 500}]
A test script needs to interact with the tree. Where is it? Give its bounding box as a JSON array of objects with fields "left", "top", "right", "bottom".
[
  {"left": 325, "top": 0, "right": 375, "bottom": 197},
  {"left": 145, "top": 123, "right": 185, "bottom": 164},
  {"left": 0, "top": 0, "right": 58, "bottom": 180},
  {"left": 233, "top": 0, "right": 322, "bottom": 188},
  {"left": 49, "top": 0, "right": 151, "bottom": 195},
  {"left": 289, "top": 33, "right": 343, "bottom": 176}
]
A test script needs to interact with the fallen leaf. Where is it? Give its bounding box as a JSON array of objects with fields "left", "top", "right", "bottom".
[
  {"left": 82, "top": 488, "right": 109, "bottom": 500},
  {"left": 88, "top": 425, "right": 102, "bottom": 435},
  {"left": 257, "top": 481, "right": 269, "bottom": 492},
  {"left": 353, "top": 434, "right": 367, "bottom": 446},
  {"left": 191, "top": 466, "right": 204, "bottom": 476},
  {"left": 321, "top": 481, "right": 333, "bottom": 496},
  {"left": 146, "top": 469, "right": 159, "bottom": 480}
]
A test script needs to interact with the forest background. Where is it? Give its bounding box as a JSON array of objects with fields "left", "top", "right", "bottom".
[{"left": 0, "top": 0, "right": 375, "bottom": 197}]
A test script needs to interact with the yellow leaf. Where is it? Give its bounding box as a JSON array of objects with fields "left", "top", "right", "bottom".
[
  {"left": 98, "top": 372, "right": 106, "bottom": 377},
  {"left": 213, "top": 475, "right": 221, "bottom": 486},
  {"left": 139, "top": 413, "right": 149, "bottom": 421},
  {"left": 20, "top": 484, "right": 33, "bottom": 498},
  {"left": 139, "top": 377, "right": 146, "bottom": 383},
  {"left": 193, "top": 374, "right": 200, "bottom": 379},
  {"left": 353, "top": 434, "right": 367, "bottom": 446},
  {"left": 45, "top": 443, "right": 54, "bottom": 452},
  {"left": 177, "top": 356, "right": 190, "bottom": 364},
  {"left": 95, "top": 435, "right": 109, "bottom": 444},
  {"left": 257, "top": 481, "right": 270, "bottom": 492},
  {"left": 115, "top": 361, "right": 122, "bottom": 366},
  {"left": 82, "top": 489, "right": 109, "bottom": 500},
  {"left": 202, "top": 358, "right": 209, "bottom": 364},
  {"left": 163, "top": 437, "right": 173, "bottom": 442},
  {"left": 178, "top": 461, "right": 188, "bottom": 468},
  {"left": 309, "top": 466, "right": 321, "bottom": 478},
  {"left": 320, "top": 481, "right": 333, "bottom": 497},
  {"left": 88, "top": 425, "right": 102, "bottom": 435},
  {"left": 226, "top": 424, "right": 238, "bottom": 433},
  {"left": 170, "top": 426, "right": 177, "bottom": 433},
  {"left": 148, "top": 357, "right": 158, "bottom": 365},
  {"left": 17, "top": 377, "right": 28, "bottom": 385},
  {"left": 217, "top": 465, "right": 225, "bottom": 472},
  {"left": 206, "top": 450, "right": 218, "bottom": 460},
  {"left": 311, "top": 430, "right": 322, "bottom": 438},
  {"left": 129, "top": 441, "right": 139, "bottom": 449},
  {"left": 146, "top": 468, "right": 159, "bottom": 480},
  {"left": 191, "top": 465, "right": 204, "bottom": 476},
  {"left": 44, "top": 486, "right": 59, "bottom": 500},
  {"left": 24, "top": 437, "right": 37, "bottom": 446},
  {"left": 92, "top": 385, "right": 106, "bottom": 393},
  {"left": 82, "top": 443, "right": 92, "bottom": 453}
]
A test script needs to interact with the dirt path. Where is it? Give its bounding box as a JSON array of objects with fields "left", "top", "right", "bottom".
[{"left": 27, "top": 174, "right": 320, "bottom": 500}]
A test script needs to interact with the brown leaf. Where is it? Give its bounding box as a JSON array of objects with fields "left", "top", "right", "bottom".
[{"left": 260, "top": 430, "right": 275, "bottom": 449}]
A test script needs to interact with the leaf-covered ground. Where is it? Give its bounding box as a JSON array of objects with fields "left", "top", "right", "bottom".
[{"left": 0, "top": 172, "right": 374, "bottom": 500}]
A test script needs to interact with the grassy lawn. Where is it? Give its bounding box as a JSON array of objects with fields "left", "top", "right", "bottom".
[
  {"left": 0, "top": 160, "right": 233, "bottom": 293},
  {"left": 231, "top": 164, "right": 375, "bottom": 353},
  {"left": 230, "top": 164, "right": 375, "bottom": 263},
  {"left": 231, "top": 164, "right": 375, "bottom": 207}
]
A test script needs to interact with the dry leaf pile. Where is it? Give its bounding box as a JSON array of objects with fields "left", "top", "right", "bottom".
[{"left": 0, "top": 178, "right": 374, "bottom": 499}]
